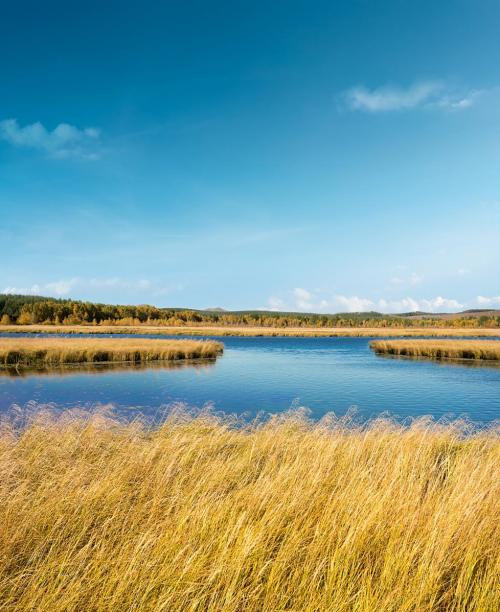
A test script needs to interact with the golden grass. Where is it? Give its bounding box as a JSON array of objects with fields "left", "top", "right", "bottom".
[
  {"left": 371, "top": 339, "right": 500, "bottom": 361},
  {"left": 0, "top": 409, "right": 498, "bottom": 611},
  {"left": 1, "top": 324, "right": 499, "bottom": 337},
  {"left": 0, "top": 337, "right": 223, "bottom": 367}
]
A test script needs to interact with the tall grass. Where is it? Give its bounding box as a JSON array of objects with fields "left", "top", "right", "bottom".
[
  {"left": 0, "top": 409, "right": 498, "bottom": 610},
  {"left": 0, "top": 337, "right": 223, "bottom": 367},
  {"left": 2, "top": 324, "right": 500, "bottom": 337},
  {"left": 371, "top": 339, "right": 500, "bottom": 361}
]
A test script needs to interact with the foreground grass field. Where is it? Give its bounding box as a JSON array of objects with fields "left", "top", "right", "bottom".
[
  {"left": 1, "top": 323, "right": 500, "bottom": 337},
  {"left": 0, "top": 337, "right": 223, "bottom": 367},
  {"left": 0, "top": 410, "right": 498, "bottom": 611},
  {"left": 371, "top": 339, "right": 500, "bottom": 361}
]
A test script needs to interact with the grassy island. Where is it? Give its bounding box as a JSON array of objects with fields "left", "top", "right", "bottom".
[
  {"left": 0, "top": 337, "right": 223, "bottom": 368},
  {"left": 0, "top": 410, "right": 497, "bottom": 611},
  {"left": 370, "top": 339, "right": 500, "bottom": 361}
]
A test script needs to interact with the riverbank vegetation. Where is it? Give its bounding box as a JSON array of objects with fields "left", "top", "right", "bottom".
[
  {"left": 1, "top": 293, "right": 499, "bottom": 329},
  {"left": 2, "top": 323, "right": 500, "bottom": 338},
  {"left": 0, "top": 338, "right": 223, "bottom": 368},
  {"left": 0, "top": 409, "right": 497, "bottom": 610},
  {"left": 371, "top": 339, "right": 500, "bottom": 361}
]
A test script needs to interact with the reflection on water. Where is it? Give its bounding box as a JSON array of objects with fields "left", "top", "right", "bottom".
[
  {"left": 373, "top": 353, "right": 500, "bottom": 369},
  {"left": 0, "top": 358, "right": 217, "bottom": 378}
]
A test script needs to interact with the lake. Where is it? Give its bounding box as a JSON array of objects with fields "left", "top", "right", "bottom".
[{"left": 1, "top": 334, "right": 499, "bottom": 423}]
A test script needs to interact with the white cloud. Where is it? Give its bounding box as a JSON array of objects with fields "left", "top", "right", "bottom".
[
  {"left": 344, "top": 80, "right": 484, "bottom": 113},
  {"left": 334, "top": 295, "right": 375, "bottom": 312},
  {"left": 377, "top": 296, "right": 463, "bottom": 313},
  {"left": 435, "top": 89, "right": 484, "bottom": 109},
  {"left": 292, "top": 287, "right": 314, "bottom": 310},
  {"left": 45, "top": 278, "right": 79, "bottom": 296},
  {"left": 2, "top": 278, "right": 176, "bottom": 299},
  {"left": 262, "top": 288, "right": 466, "bottom": 315},
  {"left": 390, "top": 272, "right": 422, "bottom": 286},
  {"left": 87, "top": 278, "right": 152, "bottom": 290},
  {"left": 267, "top": 296, "right": 285, "bottom": 311},
  {"left": 2, "top": 285, "right": 41, "bottom": 295},
  {"left": 0, "top": 118, "right": 101, "bottom": 159},
  {"left": 377, "top": 298, "right": 419, "bottom": 313},
  {"left": 425, "top": 296, "right": 463, "bottom": 310},
  {"left": 476, "top": 296, "right": 500, "bottom": 307},
  {"left": 293, "top": 288, "right": 312, "bottom": 301}
]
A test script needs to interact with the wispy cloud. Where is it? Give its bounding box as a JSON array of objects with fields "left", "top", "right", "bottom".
[
  {"left": 0, "top": 118, "right": 101, "bottom": 159},
  {"left": 476, "top": 295, "right": 500, "bottom": 307},
  {"left": 343, "top": 80, "right": 485, "bottom": 113},
  {"left": 45, "top": 278, "right": 79, "bottom": 296},
  {"left": 2, "top": 284, "right": 41, "bottom": 295},
  {"left": 292, "top": 287, "right": 314, "bottom": 311},
  {"left": 334, "top": 295, "right": 375, "bottom": 312},
  {"left": 390, "top": 272, "right": 423, "bottom": 286},
  {"left": 2, "top": 278, "right": 177, "bottom": 299},
  {"left": 263, "top": 289, "right": 465, "bottom": 314},
  {"left": 266, "top": 296, "right": 285, "bottom": 311},
  {"left": 377, "top": 296, "right": 463, "bottom": 313}
]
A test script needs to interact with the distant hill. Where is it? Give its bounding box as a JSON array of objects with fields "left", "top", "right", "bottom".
[{"left": 399, "top": 309, "right": 500, "bottom": 320}]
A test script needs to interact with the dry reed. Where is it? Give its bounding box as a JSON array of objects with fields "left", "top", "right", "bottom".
[
  {"left": 0, "top": 409, "right": 498, "bottom": 611},
  {"left": 371, "top": 339, "right": 500, "bottom": 361},
  {"left": 1, "top": 324, "right": 499, "bottom": 337},
  {"left": 0, "top": 337, "right": 223, "bottom": 367}
]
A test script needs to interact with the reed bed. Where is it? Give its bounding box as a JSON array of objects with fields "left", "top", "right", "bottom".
[
  {"left": 0, "top": 337, "right": 223, "bottom": 367},
  {"left": 0, "top": 409, "right": 498, "bottom": 611},
  {"left": 371, "top": 339, "right": 500, "bottom": 361},
  {"left": 1, "top": 324, "right": 499, "bottom": 337}
]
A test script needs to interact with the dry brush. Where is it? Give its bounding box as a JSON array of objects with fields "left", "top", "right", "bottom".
[
  {"left": 0, "top": 409, "right": 498, "bottom": 611},
  {"left": 0, "top": 337, "right": 223, "bottom": 368},
  {"left": 371, "top": 339, "right": 500, "bottom": 361}
]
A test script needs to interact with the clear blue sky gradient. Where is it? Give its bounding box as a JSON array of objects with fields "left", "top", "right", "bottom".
[{"left": 1, "top": 0, "right": 499, "bottom": 312}]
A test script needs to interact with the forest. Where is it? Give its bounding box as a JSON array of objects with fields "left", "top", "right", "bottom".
[{"left": 1, "top": 293, "right": 498, "bottom": 328}]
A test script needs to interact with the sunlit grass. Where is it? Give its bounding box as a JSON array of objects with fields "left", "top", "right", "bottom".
[
  {"left": 0, "top": 409, "right": 498, "bottom": 610},
  {"left": 1, "top": 323, "right": 499, "bottom": 337},
  {"left": 371, "top": 339, "right": 500, "bottom": 361},
  {"left": 0, "top": 337, "right": 223, "bottom": 367}
]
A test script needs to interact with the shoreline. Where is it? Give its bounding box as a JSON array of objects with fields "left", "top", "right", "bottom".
[{"left": 1, "top": 324, "right": 499, "bottom": 338}]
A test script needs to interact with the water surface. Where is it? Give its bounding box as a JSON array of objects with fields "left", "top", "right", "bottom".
[{"left": 1, "top": 335, "right": 499, "bottom": 423}]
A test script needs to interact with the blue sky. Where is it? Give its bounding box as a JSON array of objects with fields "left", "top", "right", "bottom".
[{"left": 1, "top": 0, "right": 499, "bottom": 313}]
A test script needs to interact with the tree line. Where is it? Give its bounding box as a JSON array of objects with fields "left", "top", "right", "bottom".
[{"left": 0, "top": 294, "right": 498, "bottom": 328}]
